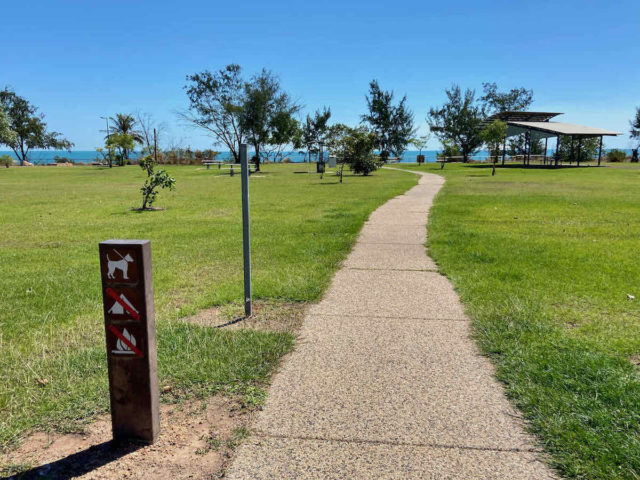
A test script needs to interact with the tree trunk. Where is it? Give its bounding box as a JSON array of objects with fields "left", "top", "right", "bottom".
[
  {"left": 254, "top": 143, "right": 261, "bottom": 172},
  {"left": 18, "top": 143, "right": 26, "bottom": 166}
]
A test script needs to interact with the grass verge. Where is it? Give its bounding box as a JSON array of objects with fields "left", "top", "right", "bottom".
[
  {"left": 396, "top": 162, "right": 640, "bottom": 479},
  {"left": 0, "top": 163, "right": 416, "bottom": 451}
]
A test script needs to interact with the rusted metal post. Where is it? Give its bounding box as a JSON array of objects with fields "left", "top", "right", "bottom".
[{"left": 99, "top": 240, "right": 159, "bottom": 443}]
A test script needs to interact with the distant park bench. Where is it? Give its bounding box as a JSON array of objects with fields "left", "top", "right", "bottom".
[{"left": 202, "top": 160, "right": 257, "bottom": 175}]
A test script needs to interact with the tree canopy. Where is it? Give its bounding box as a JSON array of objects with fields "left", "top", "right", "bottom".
[
  {"left": 427, "top": 85, "right": 483, "bottom": 162},
  {"left": 0, "top": 88, "right": 73, "bottom": 165},
  {"left": 326, "top": 124, "right": 378, "bottom": 180},
  {"left": 362, "top": 80, "right": 414, "bottom": 162},
  {"left": 0, "top": 106, "right": 16, "bottom": 147},
  {"left": 108, "top": 113, "right": 142, "bottom": 164},
  {"left": 630, "top": 107, "right": 640, "bottom": 147},
  {"left": 184, "top": 64, "right": 247, "bottom": 162},
  {"left": 480, "top": 82, "right": 534, "bottom": 115},
  {"left": 184, "top": 64, "right": 299, "bottom": 169},
  {"left": 480, "top": 119, "right": 507, "bottom": 175},
  {"left": 301, "top": 107, "right": 331, "bottom": 161},
  {"left": 240, "top": 69, "right": 300, "bottom": 170}
]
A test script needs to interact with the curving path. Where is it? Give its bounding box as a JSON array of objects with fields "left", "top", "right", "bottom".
[{"left": 227, "top": 170, "right": 557, "bottom": 479}]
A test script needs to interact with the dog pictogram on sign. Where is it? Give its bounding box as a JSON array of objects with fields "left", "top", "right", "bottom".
[{"left": 101, "top": 247, "right": 139, "bottom": 284}]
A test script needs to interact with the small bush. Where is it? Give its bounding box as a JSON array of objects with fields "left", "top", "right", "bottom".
[
  {"left": 607, "top": 149, "right": 627, "bottom": 163},
  {"left": 0, "top": 154, "right": 14, "bottom": 168},
  {"left": 54, "top": 156, "right": 73, "bottom": 164}
]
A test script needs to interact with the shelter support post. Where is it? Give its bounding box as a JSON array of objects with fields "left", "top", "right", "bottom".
[
  {"left": 570, "top": 136, "right": 574, "bottom": 165},
  {"left": 577, "top": 137, "right": 582, "bottom": 167},
  {"left": 502, "top": 138, "right": 506, "bottom": 166},
  {"left": 598, "top": 136, "right": 603, "bottom": 166},
  {"left": 543, "top": 137, "right": 548, "bottom": 165},
  {"left": 555, "top": 135, "right": 560, "bottom": 167}
]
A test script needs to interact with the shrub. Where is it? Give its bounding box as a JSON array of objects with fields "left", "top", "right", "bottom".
[
  {"left": 54, "top": 155, "right": 73, "bottom": 164},
  {"left": 607, "top": 149, "right": 627, "bottom": 162},
  {"left": 139, "top": 155, "right": 176, "bottom": 210},
  {"left": 0, "top": 154, "right": 14, "bottom": 168}
]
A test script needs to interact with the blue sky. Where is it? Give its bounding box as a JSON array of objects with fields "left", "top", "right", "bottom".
[{"left": 2, "top": 0, "right": 638, "bottom": 150}]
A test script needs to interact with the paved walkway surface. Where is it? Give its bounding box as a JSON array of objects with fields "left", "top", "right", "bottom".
[{"left": 227, "top": 171, "right": 557, "bottom": 479}]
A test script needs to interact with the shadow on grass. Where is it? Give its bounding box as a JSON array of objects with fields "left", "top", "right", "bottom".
[{"left": 4, "top": 440, "right": 143, "bottom": 480}]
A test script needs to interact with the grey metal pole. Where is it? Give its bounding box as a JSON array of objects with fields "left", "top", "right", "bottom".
[{"left": 240, "top": 144, "right": 252, "bottom": 316}]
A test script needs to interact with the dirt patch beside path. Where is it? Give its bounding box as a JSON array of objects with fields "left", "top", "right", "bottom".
[
  {"left": 186, "top": 300, "right": 307, "bottom": 333},
  {"left": 1, "top": 396, "right": 253, "bottom": 479}
]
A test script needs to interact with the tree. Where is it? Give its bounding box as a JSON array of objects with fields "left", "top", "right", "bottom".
[
  {"left": 108, "top": 114, "right": 142, "bottom": 165},
  {"left": 327, "top": 124, "right": 378, "bottom": 182},
  {"left": 556, "top": 136, "right": 601, "bottom": 164},
  {"left": 302, "top": 107, "right": 331, "bottom": 162},
  {"left": 138, "top": 154, "right": 176, "bottom": 210},
  {"left": 507, "top": 133, "right": 545, "bottom": 157},
  {"left": 428, "top": 85, "right": 483, "bottom": 163},
  {"left": 183, "top": 64, "right": 247, "bottom": 162},
  {"left": 136, "top": 111, "right": 166, "bottom": 160},
  {"left": 0, "top": 88, "right": 73, "bottom": 165},
  {"left": 481, "top": 83, "right": 535, "bottom": 160},
  {"left": 480, "top": 82, "right": 533, "bottom": 115},
  {"left": 0, "top": 154, "right": 14, "bottom": 168},
  {"left": 240, "top": 69, "right": 300, "bottom": 171},
  {"left": 480, "top": 120, "right": 507, "bottom": 176},
  {"left": 362, "top": 80, "right": 414, "bottom": 162},
  {"left": 0, "top": 106, "right": 16, "bottom": 147},
  {"left": 630, "top": 107, "right": 640, "bottom": 163},
  {"left": 411, "top": 133, "right": 430, "bottom": 155}
]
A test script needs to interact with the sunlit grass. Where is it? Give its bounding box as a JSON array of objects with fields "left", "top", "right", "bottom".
[
  {"left": 397, "top": 162, "right": 640, "bottom": 479},
  {"left": 0, "top": 163, "right": 416, "bottom": 450}
]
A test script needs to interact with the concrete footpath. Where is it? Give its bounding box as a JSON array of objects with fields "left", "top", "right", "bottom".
[{"left": 227, "top": 170, "right": 557, "bottom": 479}]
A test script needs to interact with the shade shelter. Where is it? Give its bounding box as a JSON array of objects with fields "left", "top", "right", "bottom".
[{"left": 486, "top": 111, "right": 620, "bottom": 166}]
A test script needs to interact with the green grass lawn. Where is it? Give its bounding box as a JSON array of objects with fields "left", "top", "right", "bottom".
[
  {"left": 397, "top": 162, "right": 640, "bottom": 479},
  {"left": 0, "top": 163, "right": 416, "bottom": 452}
]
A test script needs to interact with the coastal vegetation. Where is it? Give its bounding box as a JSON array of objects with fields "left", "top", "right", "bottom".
[
  {"left": 397, "top": 162, "right": 640, "bottom": 479},
  {"left": 0, "top": 88, "right": 73, "bottom": 165},
  {"left": 361, "top": 80, "right": 414, "bottom": 162}
]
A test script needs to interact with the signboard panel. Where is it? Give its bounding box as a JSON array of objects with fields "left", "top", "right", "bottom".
[{"left": 99, "top": 239, "right": 159, "bottom": 443}]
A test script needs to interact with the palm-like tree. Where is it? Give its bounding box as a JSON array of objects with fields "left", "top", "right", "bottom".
[{"left": 108, "top": 113, "right": 143, "bottom": 163}]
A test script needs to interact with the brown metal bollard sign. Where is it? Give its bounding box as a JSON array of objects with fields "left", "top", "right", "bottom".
[{"left": 99, "top": 239, "right": 160, "bottom": 443}]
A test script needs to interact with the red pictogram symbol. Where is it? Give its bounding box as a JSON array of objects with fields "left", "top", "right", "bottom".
[
  {"left": 105, "top": 287, "right": 141, "bottom": 321},
  {"left": 108, "top": 325, "right": 143, "bottom": 357}
]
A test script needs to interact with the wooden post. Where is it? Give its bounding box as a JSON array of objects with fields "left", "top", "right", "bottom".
[
  {"left": 598, "top": 136, "right": 603, "bottom": 166},
  {"left": 502, "top": 137, "right": 507, "bottom": 166},
  {"left": 99, "top": 240, "right": 159, "bottom": 443},
  {"left": 555, "top": 135, "right": 560, "bottom": 167},
  {"left": 543, "top": 137, "right": 548, "bottom": 165}
]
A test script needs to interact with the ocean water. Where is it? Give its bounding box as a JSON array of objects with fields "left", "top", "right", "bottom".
[{"left": 1, "top": 148, "right": 633, "bottom": 165}]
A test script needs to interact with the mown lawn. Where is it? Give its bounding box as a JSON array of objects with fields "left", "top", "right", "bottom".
[
  {"left": 0, "top": 163, "right": 416, "bottom": 452},
  {"left": 398, "top": 162, "right": 640, "bottom": 479}
]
